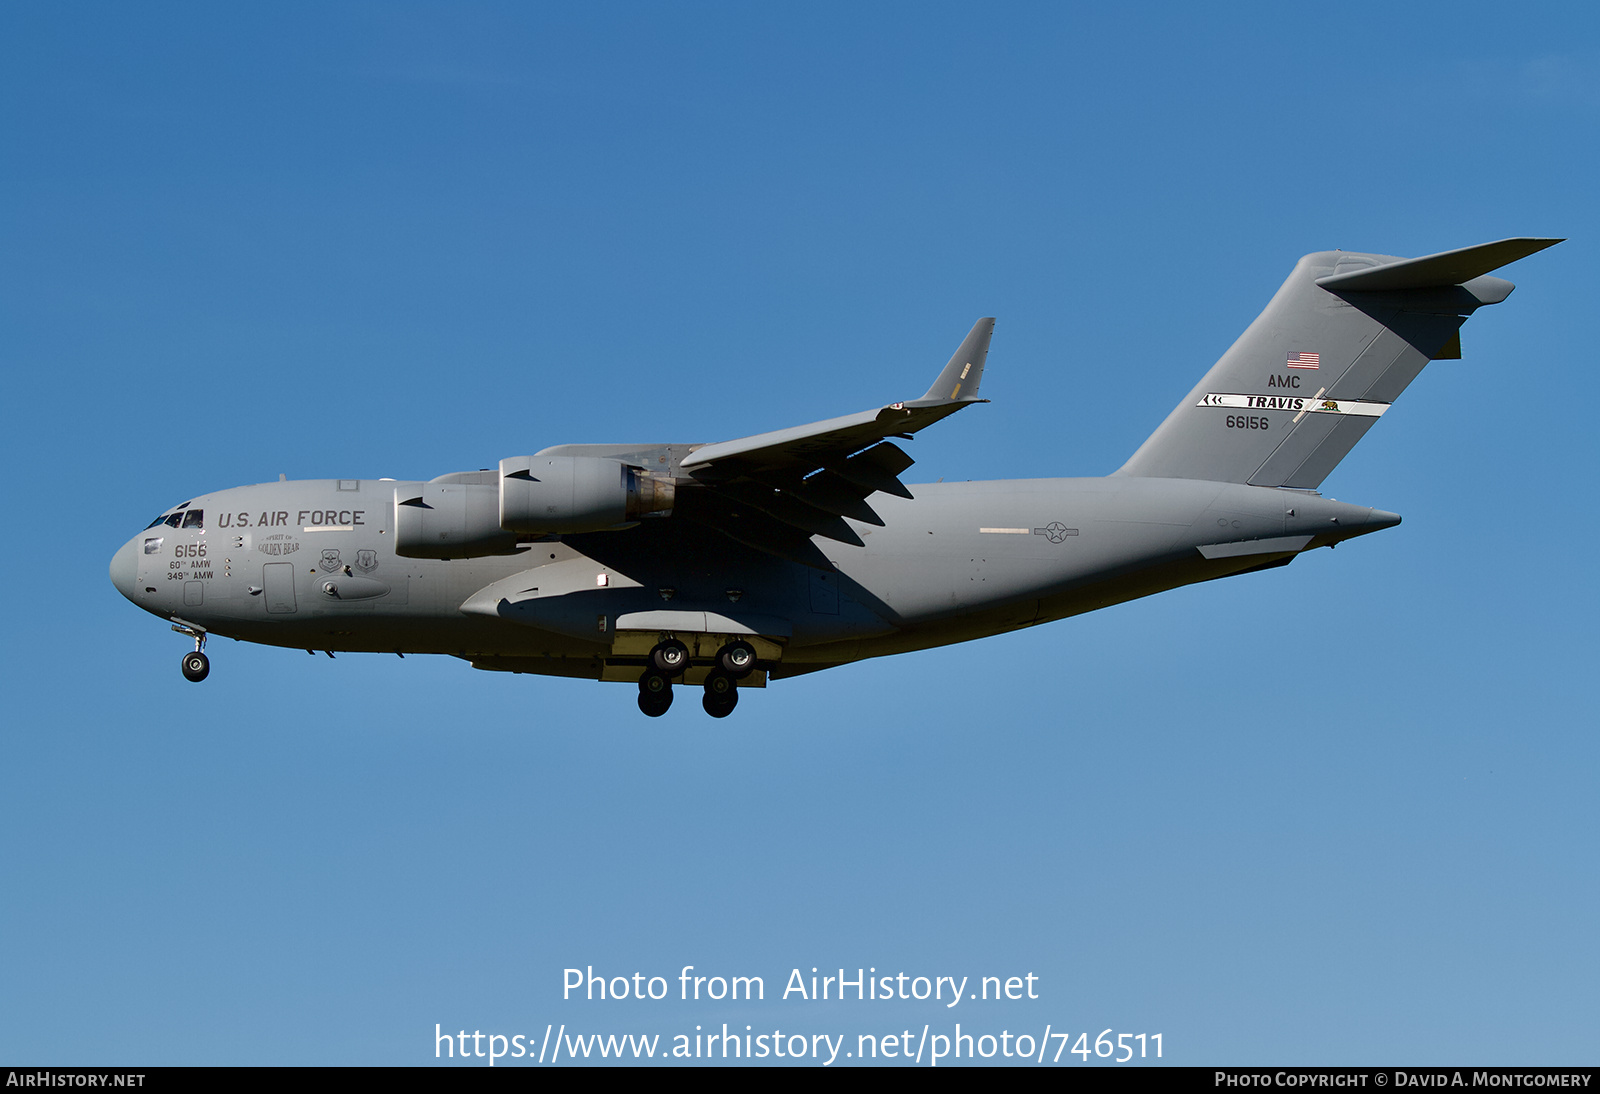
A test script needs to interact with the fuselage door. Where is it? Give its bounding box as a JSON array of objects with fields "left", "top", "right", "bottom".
[
  {"left": 263, "top": 562, "right": 297, "bottom": 614},
  {"left": 809, "top": 570, "right": 839, "bottom": 614}
]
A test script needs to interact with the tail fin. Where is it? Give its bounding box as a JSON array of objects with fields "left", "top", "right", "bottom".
[{"left": 1117, "top": 238, "right": 1561, "bottom": 488}]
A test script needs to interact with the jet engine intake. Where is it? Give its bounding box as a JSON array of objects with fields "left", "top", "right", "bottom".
[{"left": 393, "top": 483, "right": 520, "bottom": 559}]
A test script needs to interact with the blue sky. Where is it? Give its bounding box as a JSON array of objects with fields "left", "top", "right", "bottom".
[{"left": 2, "top": 1, "right": 1596, "bottom": 1066}]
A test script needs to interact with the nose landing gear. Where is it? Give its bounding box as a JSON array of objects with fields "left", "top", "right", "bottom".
[{"left": 173, "top": 620, "right": 210, "bottom": 683}]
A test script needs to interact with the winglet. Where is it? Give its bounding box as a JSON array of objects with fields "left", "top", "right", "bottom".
[{"left": 919, "top": 318, "right": 994, "bottom": 402}]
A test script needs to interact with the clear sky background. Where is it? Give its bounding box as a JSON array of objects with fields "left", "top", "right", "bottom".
[{"left": 2, "top": 1, "right": 1596, "bottom": 1066}]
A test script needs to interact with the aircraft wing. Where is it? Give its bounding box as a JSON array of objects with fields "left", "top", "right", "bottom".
[
  {"left": 679, "top": 399, "right": 976, "bottom": 479},
  {"left": 672, "top": 318, "right": 994, "bottom": 564}
]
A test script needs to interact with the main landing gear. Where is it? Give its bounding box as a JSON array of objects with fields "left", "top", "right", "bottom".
[
  {"left": 638, "top": 668, "right": 673, "bottom": 717},
  {"left": 702, "top": 669, "right": 736, "bottom": 718},
  {"left": 649, "top": 638, "right": 689, "bottom": 675},
  {"left": 717, "top": 640, "right": 756, "bottom": 677},
  {"left": 637, "top": 639, "right": 757, "bottom": 719}
]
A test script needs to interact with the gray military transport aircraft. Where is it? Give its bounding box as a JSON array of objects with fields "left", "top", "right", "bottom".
[{"left": 111, "top": 238, "right": 1559, "bottom": 717}]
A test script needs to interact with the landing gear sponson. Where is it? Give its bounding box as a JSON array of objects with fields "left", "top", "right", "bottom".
[{"left": 637, "top": 638, "right": 759, "bottom": 718}]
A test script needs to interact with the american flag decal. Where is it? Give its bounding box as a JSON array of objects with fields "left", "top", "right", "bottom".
[{"left": 1286, "top": 351, "right": 1320, "bottom": 370}]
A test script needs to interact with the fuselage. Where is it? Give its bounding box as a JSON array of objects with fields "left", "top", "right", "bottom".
[{"left": 110, "top": 474, "right": 1397, "bottom": 680}]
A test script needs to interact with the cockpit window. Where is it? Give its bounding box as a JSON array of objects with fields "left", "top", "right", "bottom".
[
  {"left": 163, "top": 513, "right": 182, "bottom": 528},
  {"left": 146, "top": 515, "right": 168, "bottom": 529},
  {"left": 181, "top": 509, "right": 204, "bottom": 529}
]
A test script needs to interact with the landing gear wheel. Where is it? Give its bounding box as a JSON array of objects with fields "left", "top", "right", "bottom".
[
  {"left": 638, "top": 669, "right": 673, "bottom": 716},
  {"left": 181, "top": 650, "right": 210, "bottom": 683},
  {"left": 702, "top": 669, "right": 738, "bottom": 718},
  {"left": 716, "top": 640, "right": 757, "bottom": 679},
  {"left": 649, "top": 639, "right": 690, "bottom": 676}
]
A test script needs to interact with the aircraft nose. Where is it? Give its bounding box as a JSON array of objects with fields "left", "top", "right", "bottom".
[{"left": 110, "top": 537, "right": 139, "bottom": 603}]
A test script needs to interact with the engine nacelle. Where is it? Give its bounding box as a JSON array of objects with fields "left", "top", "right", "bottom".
[
  {"left": 393, "top": 483, "right": 520, "bottom": 559},
  {"left": 393, "top": 458, "right": 677, "bottom": 557},
  {"left": 499, "top": 455, "right": 674, "bottom": 534}
]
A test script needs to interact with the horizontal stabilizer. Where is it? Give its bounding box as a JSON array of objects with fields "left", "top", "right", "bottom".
[{"left": 1314, "top": 237, "right": 1562, "bottom": 292}]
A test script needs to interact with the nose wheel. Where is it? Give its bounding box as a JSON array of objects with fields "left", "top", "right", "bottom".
[{"left": 173, "top": 620, "right": 210, "bottom": 683}]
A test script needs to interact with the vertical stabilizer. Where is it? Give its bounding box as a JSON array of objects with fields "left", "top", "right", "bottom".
[{"left": 1116, "top": 238, "right": 1560, "bottom": 488}]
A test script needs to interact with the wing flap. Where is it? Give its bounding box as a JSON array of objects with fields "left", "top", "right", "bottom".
[
  {"left": 672, "top": 487, "right": 836, "bottom": 570},
  {"left": 789, "top": 471, "right": 886, "bottom": 525},
  {"left": 716, "top": 483, "right": 866, "bottom": 545},
  {"left": 832, "top": 441, "right": 915, "bottom": 498}
]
